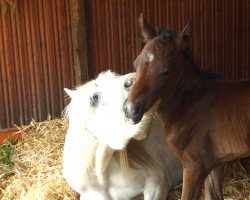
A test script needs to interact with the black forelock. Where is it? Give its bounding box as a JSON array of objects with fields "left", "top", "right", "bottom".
[{"left": 155, "top": 26, "right": 174, "bottom": 38}]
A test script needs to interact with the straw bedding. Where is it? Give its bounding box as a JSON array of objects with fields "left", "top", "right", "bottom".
[
  {"left": 0, "top": 118, "right": 79, "bottom": 200},
  {"left": 0, "top": 118, "right": 249, "bottom": 200}
]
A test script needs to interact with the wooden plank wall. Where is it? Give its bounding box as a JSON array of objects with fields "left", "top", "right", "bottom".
[
  {"left": 0, "top": 0, "right": 77, "bottom": 129},
  {"left": 85, "top": 0, "right": 250, "bottom": 80}
]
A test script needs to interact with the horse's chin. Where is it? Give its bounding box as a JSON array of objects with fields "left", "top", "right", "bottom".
[
  {"left": 124, "top": 118, "right": 135, "bottom": 124},
  {"left": 125, "top": 115, "right": 143, "bottom": 125},
  {"left": 125, "top": 99, "right": 161, "bottom": 124}
]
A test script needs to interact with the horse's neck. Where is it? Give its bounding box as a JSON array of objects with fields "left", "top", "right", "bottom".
[
  {"left": 160, "top": 57, "right": 218, "bottom": 122},
  {"left": 66, "top": 120, "right": 116, "bottom": 178}
]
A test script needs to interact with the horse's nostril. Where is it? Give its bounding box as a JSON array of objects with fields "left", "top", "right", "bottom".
[
  {"left": 123, "top": 101, "right": 142, "bottom": 123},
  {"left": 133, "top": 103, "right": 141, "bottom": 117}
]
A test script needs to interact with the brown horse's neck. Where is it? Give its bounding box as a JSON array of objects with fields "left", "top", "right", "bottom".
[{"left": 159, "top": 50, "right": 220, "bottom": 122}]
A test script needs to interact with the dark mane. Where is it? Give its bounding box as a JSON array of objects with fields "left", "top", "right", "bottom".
[{"left": 183, "top": 49, "right": 221, "bottom": 80}]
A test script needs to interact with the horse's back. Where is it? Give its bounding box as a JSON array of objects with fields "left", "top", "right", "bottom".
[
  {"left": 212, "top": 79, "right": 250, "bottom": 161},
  {"left": 215, "top": 79, "right": 250, "bottom": 116},
  {"left": 215, "top": 79, "right": 250, "bottom": 122}
]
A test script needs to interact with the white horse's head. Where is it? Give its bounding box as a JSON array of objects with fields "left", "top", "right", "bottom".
[
  {"left": 63, "top": 71, "right": 170, "bottom": 198},
  {"left": 64, "top": 70, "right": 151, "bottom": 150}
]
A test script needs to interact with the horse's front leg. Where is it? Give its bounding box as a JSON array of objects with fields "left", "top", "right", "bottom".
[
  {"left": 143, "top": 176, "right": 169, "bottom": 200},
  {"left": 95, "top": 142, "right": 114, "bottom": 185},
  {"left": 92, "top": 141, "right": 114, "bottom": 200},
  {"left": 204, "top": 165, "right": 223, "bottom": 200},
  {"left": 181, "top": 164, "right": 208, "bottom": 200}
]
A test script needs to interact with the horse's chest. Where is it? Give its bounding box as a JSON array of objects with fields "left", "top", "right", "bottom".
[
  {"left": 164, "top": 123, "right": 209, "bottom": 161},
  {"left": 164, "top": 127, "right": 186, "bottom": 157},
  {"left": 108, "top": 161, "right": 145, "bottom": 199},
  {"left": 165, "top": 121, "right": 189, "bottom": 144}
]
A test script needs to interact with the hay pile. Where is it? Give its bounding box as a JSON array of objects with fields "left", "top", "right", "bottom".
[
  {"left": 0, "top": 118, "right": 78, "bottom": 200},
  {"left": 0, "top": 118, "right": 249, "bottom": 200},
  {"left": 223, "top": 161, "right": 250, "bottom": 199}
]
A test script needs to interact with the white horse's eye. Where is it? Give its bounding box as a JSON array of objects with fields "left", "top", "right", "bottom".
[
  {"left": 90, "top": 93, "right": 99, "bottom": 106},
  {"left": 124, "top": 78, "right": 134, "bottom": 89}
]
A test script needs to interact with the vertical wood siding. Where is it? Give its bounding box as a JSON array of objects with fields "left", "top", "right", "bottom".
[
  {"left": 0, "top": 0, "right": 76, "bottom": 129},
  {"left": 85, "top": 0, "right": 250, "bottom": 80}
]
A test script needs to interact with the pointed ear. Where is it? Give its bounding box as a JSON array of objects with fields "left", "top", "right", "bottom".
[
  {"left": 139, "top": 13, "right": 156, "bottom": 43},
  {"left": 176, "top": 20, "right": 193, "bottom": 49},
  {"left": 64, "top": 88, "right": 75, "bottom": 98}
]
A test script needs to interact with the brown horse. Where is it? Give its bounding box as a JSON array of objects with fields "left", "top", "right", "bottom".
[{"left": 124, "top": 14, "right": 250, "bottom": 200}]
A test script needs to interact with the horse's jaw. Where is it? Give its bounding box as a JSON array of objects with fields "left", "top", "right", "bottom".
[
  {"left": 86, "top": 116, "right": 140, "bottom": 149},
  {"left": 86, "top": 110, "right": 155, "bottom": 150}
]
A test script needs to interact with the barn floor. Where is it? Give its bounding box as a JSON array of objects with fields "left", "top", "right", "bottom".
[{"left": 0, "top": 118, "right": 249, "bottom": 200}]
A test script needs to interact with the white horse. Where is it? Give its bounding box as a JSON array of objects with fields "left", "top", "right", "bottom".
[{"left": 63, "top": 71, "right": 182, "bottom": 200}]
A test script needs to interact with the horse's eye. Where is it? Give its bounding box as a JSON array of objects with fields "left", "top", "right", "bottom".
[
  {"left": 90, "top": 93, "right": 99, "bottom": 106},
  {"left": 124, "top": 78, "right": 134, "bottom": 89},
  {"left": 161, "top": 69, "right": 170, "bottom": 76}
]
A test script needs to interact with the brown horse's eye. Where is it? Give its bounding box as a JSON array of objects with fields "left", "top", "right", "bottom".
[{"left": 161, "top": 69, "right": 170, "bottom": 76}]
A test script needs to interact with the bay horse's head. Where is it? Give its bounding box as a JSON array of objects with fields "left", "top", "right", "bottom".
[{"left": 124, "top": 14, "right": 192, "bottom": 124}]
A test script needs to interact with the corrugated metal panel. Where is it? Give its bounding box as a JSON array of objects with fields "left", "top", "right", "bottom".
[
  {"left": 0, "top": 0, "right": 76, "bottom": 129},
  {"left": 1, "top": 0, "right": 250, "bottom": 129},
  {"left": 85, "top": 0, "right": 250, "bottom": 80}
]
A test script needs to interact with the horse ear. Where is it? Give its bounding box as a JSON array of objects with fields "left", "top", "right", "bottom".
[
  {"left": 176, "top": 20, "right": 193, "bottom": 49},
  {"left": 64, "top": 88, "right": 74, "bottom": 98},
  {"left": 139, "top": 13, "right": 156, "bottom": 43}
]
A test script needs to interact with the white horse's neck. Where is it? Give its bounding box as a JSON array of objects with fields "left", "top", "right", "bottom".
[{"left": 63, "top": 124, "right": 116, "bottom": 195}]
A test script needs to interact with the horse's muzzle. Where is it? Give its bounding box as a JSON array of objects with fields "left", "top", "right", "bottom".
[{"left": 123, "top": 100, "right": 143, "bottom": 124}]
